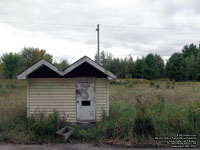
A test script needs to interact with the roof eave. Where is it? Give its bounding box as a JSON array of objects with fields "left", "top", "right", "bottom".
[
  {"left": 62, "top": 56, "right": 117, "bottom": 79},
  {"left": 17, "top": 56, "right": 117, "bottom": 80},
  {"left": 17, "top": 59, "right": 62, "bottom": 80}
]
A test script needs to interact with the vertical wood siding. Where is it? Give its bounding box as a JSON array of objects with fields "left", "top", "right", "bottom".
[
  {"left": 28, "top": 78, "right": 76, "bottom": 122},
  {"left": 95, "top": 78, "right": 108, "bottom": 121}
]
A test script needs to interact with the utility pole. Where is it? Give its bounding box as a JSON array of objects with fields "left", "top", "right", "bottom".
[
  {"left": 96, "top": 24, "right": 100, "bottom": 64},
  {"left": 199, "top": 41, "right": 200, "bottom": 50}
]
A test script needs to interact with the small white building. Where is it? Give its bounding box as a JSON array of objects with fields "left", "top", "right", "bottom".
[{"left": 17, "top": 56, "right": 116, "bottom": 122}]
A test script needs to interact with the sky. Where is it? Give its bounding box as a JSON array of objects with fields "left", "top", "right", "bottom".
[{"left": 0, "top": 0, "right": 200, "bottom": 63}]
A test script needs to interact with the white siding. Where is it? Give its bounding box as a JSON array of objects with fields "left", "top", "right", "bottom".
[
  {"left": 28, "top": 77, "right": 109, "bottom": 122},
  {"left": 28, "top": 78, "right": 76, "bottom": 122},
  {"left": 95, "top": 78, "right": 109, "bottom": 121}
]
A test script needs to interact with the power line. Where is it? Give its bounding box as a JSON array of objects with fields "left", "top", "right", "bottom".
[
  {"left": 0, "top": 20, "right": 195, "bottom": 31},
  {"left": 102, "top": 25, "right": 185, "bottom": 31},
  {"left": 0, "top": 20, "right": 199, "bottom": 34},
  {"left": 0, "top": 20, "right": 95, "bottom": 28}
]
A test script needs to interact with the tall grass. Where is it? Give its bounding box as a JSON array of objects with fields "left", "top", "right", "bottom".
[
  {"left": 0, "top": 80, "right": 67, "bottom": 143},
  {"left": 72, "top": 96, "right": 200, "bottom": 146},
  {"left": 0, "top": 79, "right": 200, "bottom": 145},
  {"left": 72, "top": 79, "right": 200, "bottom": 145},
  {"left": 0, "top": 80, "right": 29, "bottom": 143}
]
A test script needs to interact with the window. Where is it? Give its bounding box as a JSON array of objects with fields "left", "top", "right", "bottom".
[{"left": 82, "top": 101, "right": 90, "bottom": 106}]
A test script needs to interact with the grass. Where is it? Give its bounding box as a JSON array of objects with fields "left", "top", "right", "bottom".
[{"left": 0, "top": 79, "right": 200, "bottom": 146}]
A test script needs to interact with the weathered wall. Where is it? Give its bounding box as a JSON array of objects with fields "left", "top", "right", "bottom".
[
  {"left": 27, "top": 78, "right": 109, "bottom": 122},
  {"left": 95, "top": 78, "right": 109, "bottom": 121},
  {"left": 28, "top": 78, "right": 76, "bottom": 122}
]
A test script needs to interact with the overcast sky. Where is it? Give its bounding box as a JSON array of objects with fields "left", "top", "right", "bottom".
[{"left": 0, "top": 0, "right": 200, "bottom": 63}]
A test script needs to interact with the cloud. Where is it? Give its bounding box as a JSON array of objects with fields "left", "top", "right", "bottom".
[{"left": 0, "top": 0, "right": 199, "bottom": 62}]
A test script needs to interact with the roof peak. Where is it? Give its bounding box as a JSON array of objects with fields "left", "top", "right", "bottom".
[{"left": 17, "top": 56, "right": 117, "bottom": 80}]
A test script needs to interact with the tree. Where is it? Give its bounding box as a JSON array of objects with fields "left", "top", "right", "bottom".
[
  {"left": 1, "top": 52, "right": 24, "bottom": 79},
  {"left": 134, "top": 57, "right": 145, "bottom": 78},
  {"left": 126, "top": 56, "right": 135, "bottom": 78},
  {"left": 182, "top": 43, "right": 200, "bottom": 58},
  {"left": 109, "top": 58, "right": 121, "bottom": 77},
  {"left": 21, "top": 47, "right": 53, "bottom": 68},
  {"left": 54, "top": 59, "right": 69, "bottom": 70},
  {"left": 166, "top": 53, "right": 188, "bottom": 81},
  {"left": 186, "top": 54, "right": 198, "bottom": 80},
  {"left": 143, "top": 54, "right": 164, "bottom": 79},
  {"left": 94, "top": 51, "right": 113, "bottom": 69},
  {"left": 195, "top": 53, "right": 200, "bottom": 80}
]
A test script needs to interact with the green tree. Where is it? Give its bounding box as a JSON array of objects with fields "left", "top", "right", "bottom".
[
  {"left": 109, "top": 58, "right": 121, "bottom": 77},
  {"left": 195, "top": 53, "right": 200, "bottom": 80},
  {"left": 21, "top": 47, "right": 53, "bottom": 68},
  {"left": 1, "top": 52, "right": 25, "bottom": 79},
  {"left": 134, "top": 57, "right": 145, "bottom": 78},
  {"left": 186, "top": 54, "right": 198, "bottom": 80},
  {"left": 126, "top": 56, "right": 135, "bottom": 78},
  {"left": 166, "top": 53, "right": 188, "bottom": 81},
  {"left": 54, "top": 59, "right": 69, "bottom": 70},
  {"left": 94, "top": 51, "right": 113, "bottom": 69},
  {"left": 143, "top": 54, "right": 164, "bottom": 79},
  {"left": 182, "top": 43, "right": 200, "bottom": 58}
]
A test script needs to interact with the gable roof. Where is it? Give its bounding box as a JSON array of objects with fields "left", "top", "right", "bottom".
[{"left": 17, "top": 56, "right": 117, "bottom": 80}]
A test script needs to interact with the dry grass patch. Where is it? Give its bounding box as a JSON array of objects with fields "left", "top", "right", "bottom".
[{"left": 0, "top": 79, "right": 200, "bottom": 146}]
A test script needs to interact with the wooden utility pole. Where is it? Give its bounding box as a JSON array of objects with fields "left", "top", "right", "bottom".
[
  {"left": 96, "top": 24, "right": 100, "bottom": 64},
  {"left": 199, "top": 41, "right": 200, "bottom": 50}
]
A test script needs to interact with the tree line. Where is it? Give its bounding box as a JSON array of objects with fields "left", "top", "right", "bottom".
[
  {"left": 95, "top": 43, "right": 200, "bottom": 81},
  {"left": 0, "top": 43, "right": 200, "bottom": 81},
  {"left": 0, "top": 47, "right": 69, "bottom": 79}
]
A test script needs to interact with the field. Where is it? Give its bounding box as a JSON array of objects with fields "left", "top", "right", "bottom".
[{"left": 0, "top": 79, "right": 200, "bottom": 146}]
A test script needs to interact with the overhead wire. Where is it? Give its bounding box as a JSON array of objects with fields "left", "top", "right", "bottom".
[{"left": 0, "top": 20, "right": 199, "bottom": 34}]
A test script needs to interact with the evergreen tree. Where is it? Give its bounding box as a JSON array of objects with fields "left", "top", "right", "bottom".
[
  {"left": 143, "top": 54, "right": 164, "bottom": 79},
  {"left": 186, "top": 54, "right": 198, "bottom": 80},
  {"left": 166, "top": 53, "right": 188, "bottom": 81},
  {"left": 135, "top": 57, "right": 145, "bottom": 78},
  {"left": 195, "top": 53, "right": 200, "bottom": 80},
  {"left": 182, "top": 43, "right": 200, "bottom": 58}
]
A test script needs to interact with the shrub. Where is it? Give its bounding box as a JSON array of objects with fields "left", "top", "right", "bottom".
[
  {"left": 133, "top": 102, "right": 155, "bottom": 138},
  {"left": 155, "top": 84, "right": 160, "bottom": 89},
  {"left": 30, "top": 112, "right": 63, "bottom": 137},
  {"left": 150, "top": 81, "right": 155, "bottom": 87},
  {"left": 125, "top": 74, "right": 132, "bottom": 79},
  {"left": 188, "top": 103, "right": 200, "bottom": 135}
]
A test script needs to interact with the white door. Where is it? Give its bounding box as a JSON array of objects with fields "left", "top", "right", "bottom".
[{"left": 76, "top": 77, "right": 96, "bottom": 121}]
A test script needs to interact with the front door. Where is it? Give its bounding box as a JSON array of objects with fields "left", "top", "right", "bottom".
[{"left": 76, "top": 77, "right": 96, "bottom": 121}]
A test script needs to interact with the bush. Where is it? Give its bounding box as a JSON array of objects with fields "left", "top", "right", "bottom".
[
  {"left": 30, "top": 112, "right": 63, "bottom": 137},
  {"left": 72, "top": 97, "right": 200, "bottom": 145},
  {"left": 150, "top": 81, "right": 155, "bottom": 87},
  {"left": 188, "top": 103, "right": 200, "bottom": 135},
  {"left": 155, "top": 84, "right": 160, "bottom": 89},
  {"left": 133, "top": 102, "right": 155, "bottom": 138},
  {"left": 125, "top": 74, "right": 132, "bottom": 79},
  {"left": 165, "top": 82, "right": 170, "bottom": 89}
]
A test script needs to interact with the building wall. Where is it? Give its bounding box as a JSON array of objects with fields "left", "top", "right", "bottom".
[
  {"left": 28, "top": 78, "right": 76, "bottom": 122},
  {"left": 28, "top": 78, "right": 109, "bottom": 122},
  {"left": 95, "top": 78, "right": 109, "bottom": 121}
]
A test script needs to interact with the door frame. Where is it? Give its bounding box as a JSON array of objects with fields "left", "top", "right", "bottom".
[{"left": 76, "top": 77, "right": 96, "bottom": 122}]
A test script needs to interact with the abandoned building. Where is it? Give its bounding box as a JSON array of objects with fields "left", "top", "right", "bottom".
[{"left": 17, "top": 56, "right": 116, "bottom": 122}]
